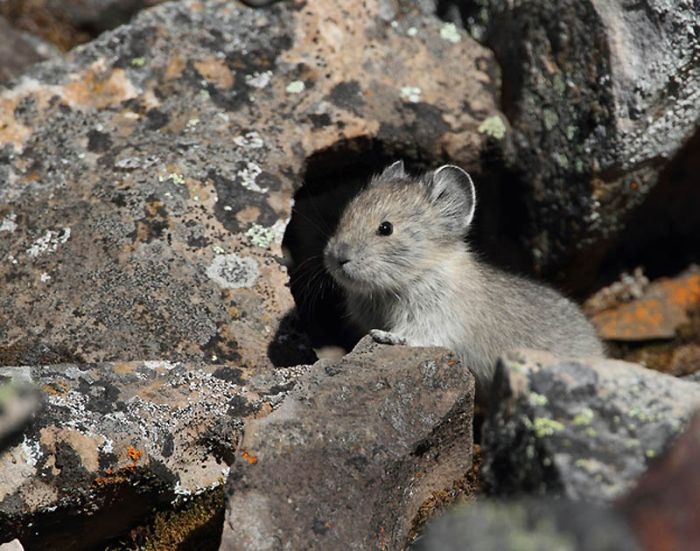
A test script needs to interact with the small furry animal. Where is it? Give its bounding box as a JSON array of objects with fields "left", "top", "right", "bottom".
[{"left": 324, "top": 160, "right": 604, "bottom": 396}]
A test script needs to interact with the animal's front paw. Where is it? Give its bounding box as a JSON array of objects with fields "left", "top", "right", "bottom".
[{"left": 369, "top": 329, "right": 407, "bottom": 346}]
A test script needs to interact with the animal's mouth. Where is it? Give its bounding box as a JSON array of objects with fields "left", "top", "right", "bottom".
[{"left": 324, "top": 255, "right": 372, "bottom": 293}]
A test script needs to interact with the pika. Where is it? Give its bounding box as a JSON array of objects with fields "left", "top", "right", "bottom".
[{"left": 324, "top": 161, "right": 604, "bottom": 396}]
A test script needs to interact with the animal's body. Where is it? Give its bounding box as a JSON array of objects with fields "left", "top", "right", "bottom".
[{"left": 323, "top": 161, "right": 604, "bottom": 395}]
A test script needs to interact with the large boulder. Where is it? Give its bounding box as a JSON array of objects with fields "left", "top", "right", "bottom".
[
  {"left": 0, "top": 360, "right": 305, "bottom": 547},
  {"left": 455, "top": 0, "right": 700, "bottom": 286},
  {"left": 221, "top": 337, "right": 475, "bottom": 550},
  {"left": 0, "top": 0, "right": 500, "bottom": 370},
  {"left": 482, "top": 350, "right": 700, "bottom": 502}
]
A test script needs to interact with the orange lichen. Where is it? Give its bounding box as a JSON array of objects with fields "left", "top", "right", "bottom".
[
  {"left": 127, "top": 445, "right": 144, "bottom": 465},
  {"left": 241, "top": 450, "right": 258, "bottom": 464},
  {"left": 592, "top": 273, "right": 700, "bottom": 341}
]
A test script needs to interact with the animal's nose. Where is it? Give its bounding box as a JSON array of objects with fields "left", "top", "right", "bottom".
[{"left": 335, "top": 242, "right": 351, "bottom": 266}]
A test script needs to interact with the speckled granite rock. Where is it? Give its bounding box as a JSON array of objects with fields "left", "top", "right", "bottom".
[
  {"left": 460, "top": 0, "right": 700, "bottom": 283},
  {"left": 413, "top": 498, "right": 639, "bottom": 551},
  {"left": 0, "top": 0, "right": 499, "bottom": 369},
  {"left": 220, "top": 337, "right": 475, "bottom": 550},
  {"left": 482, "top": 350, "right": 700, "bottom": 502},
  {"left": 0, "top": 360, "right": 308, "bottom": 547}
]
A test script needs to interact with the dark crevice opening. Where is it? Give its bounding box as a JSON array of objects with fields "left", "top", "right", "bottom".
[{"left": 593, "top": 128, "right": 700, "bottom": 290}]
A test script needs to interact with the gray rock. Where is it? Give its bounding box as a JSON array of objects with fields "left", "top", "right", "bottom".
[
  {"left": 413, "top": 498, "right": 639, "bottom": 551},
  {"left": 461, "top": 0, "right": 700, "bottom": 283},
  {"left": 0, "top": 17, "right": 58, "bottom": 85},
  {"left": 0, "top": 0, "right": 499, "bottom": 370},
  {"left": 482, "top": 350, "right": 700, "bottom": 502},
  {"left": 220, "top": 337, "right": 475, "bottom": 550},
  {"left": 0, "top": 360, "right": 308, "bottom": 547}
]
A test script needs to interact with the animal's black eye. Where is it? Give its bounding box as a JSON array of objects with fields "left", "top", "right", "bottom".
[{"left": 377, "top": 221, "right": 393, "bottom": 236}]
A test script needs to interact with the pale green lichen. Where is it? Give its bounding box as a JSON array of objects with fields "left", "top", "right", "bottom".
[
  {"left": 585, "top": 427, "right": 598, "bottom": 438},
  {"left": 286, "top": 80, "right": 305, "bottom": 94},
  {"left": 440, "top": 23, "right": 462, "bottom": 43},
  {"left": 645, "top": 449, "right": 656, "bottom": 458},
  {"left": 543, "top": 109, "right": 559, "bottom": 131},
  {"left": 245, "top": 224, "right": 275, "bottom": 249},
  {"left": 565, "top": 125, "right": 576, "bottom": 140},
  {"left": 407, "top": 27, "right": 418, "bottom": 37},
  {"left": 552, "top": 74, "right": 566, "bottom": 96},
  {"left": 159, "top": 172, "right": 185, "bottom": 185},
  {"left": 478, "top": 115, "right": 506, "bottom": 139},
  {"left": 528, "top": 392, "right": 548, "bottom": 407},
  {"left": 572, "top": 407, "right": 594, "bottom": 426},
  {"left": 533, "top": 417, "right": 565, "bottom": 438},
  {"left": 552, "top": 152, "right": 569, "bottom": 169},
  {"left": 130, "top": 57, "right": 146, "bottom": 67}
]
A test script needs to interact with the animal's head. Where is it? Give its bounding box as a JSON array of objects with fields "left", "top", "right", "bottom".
[{"left": 324, "top": 160, "right": 476, "bottom": 294}]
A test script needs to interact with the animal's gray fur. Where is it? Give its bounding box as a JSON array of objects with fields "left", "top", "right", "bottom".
[{"left": 324, "top": 161, "right": 604, "bottom": 395}]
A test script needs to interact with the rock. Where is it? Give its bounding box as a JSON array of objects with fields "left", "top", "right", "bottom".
[
  {"left": 0, "top": 540, "right": 24, "bottom": 551},
  {"left": 0, "top": 0, "right": 499, "bottom": 370},
  {"left": 0, "top": 376, "right": 38, "bottom": 450},
  {"left": 586, "top": 267, "right": 700, "bottom": 375},
  {"left": 617, "top": 409, "right": 700, "bottom": 550},
  {"left": 461, "top": 0, "right": 700, "bottom": 285},
  {"left": 0, "top": 17, "right": 58, "bottom": 85},
  {"left": 0, "top": 360, "right": 308, "bottom": 547},
  {"left": 220, "top": 337, "right": 475, "bottom": 550},
  {"left": 413, "top": 498, "right": 639, "bottom": 551},
  {"left": 481, "top": 350, "right": 700, "bottom": 502},
  {"left": 591, "top": 270, "right": 700, "bottom": 341}
]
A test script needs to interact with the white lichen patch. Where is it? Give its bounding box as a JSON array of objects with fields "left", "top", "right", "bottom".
[
  {"left": 206, "top": 254, "right": 259, "bottom": 289},
  {"left": 440, "top": 23, "right": 462, "bottom": 44},
  {"left": 407, "top": 27, "right": 418, "bottom": 37},
  {"left": 233, "top": 131, "right": 264, "bottom": 149},
  {"left": 21, "top": 435, "right": 42, "bottom": 467},
  {"left": 26, "top": 228, "right": 71, "bottom": 258},
  {"left": 478, "top": 115, "right": 507, "bottom": 139},
  {"left": 237, "top": 162, "right": 267, "bottom": 193},
  {"left": 0, "top": 213, "right": 17, "bottom": 233},
  {"left": 40, "top": 272, "right": 51, "bottom": 283},
  {"left": 400, "top": 86, "right": 422, "bottom": 103},
  {"left": 141, "top": 360, "right": 178, "bottom": 371},
  {"left": 245, "top": 71, "right": 272, "bottom": 89},
  {"left": 286, "top": 80, "right": 305, "bottom": 94},
  {"left": 245, "top": 223, "right": 275, "bottom": 249}
]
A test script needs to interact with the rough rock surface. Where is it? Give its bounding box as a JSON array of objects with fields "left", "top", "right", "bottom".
[
  {"left": 617, "top": 409, "right": 700, "bottom": 550},
  {"left": 482, "top": 350, "right": 700, "bottom": 502},
  {"left": 591, "top": 270, "right": 700, "bottom": 342},
  {"left": 0, "top": 360, "right": 306, "bottom": 547},
  {"left": 0, "top": 0, "right": 499, "bottom": 370},
  {"left": 221, "top": 337, "right": 475, "bottom": 551},
  {"left": 413, "top": 498, "right": 639, "bottom": 551},
  {"left": 459, "top": 0, "right": 700, "bottom": 283}
]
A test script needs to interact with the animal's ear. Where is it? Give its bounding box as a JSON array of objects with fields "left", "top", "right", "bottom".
[
  {"left": 371, "top": 160, "right": 406, "bottom": 184},
  {"left": 425, "top": 165, "right": 476, "bottom": 234}
]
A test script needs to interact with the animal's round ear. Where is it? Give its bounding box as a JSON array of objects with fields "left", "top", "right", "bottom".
[
  {"left": 427, "top": 165, "right": 476, "bottom": 233},
  {"left": 371, "top": 160, "right": 406, "bottom": 185}
]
